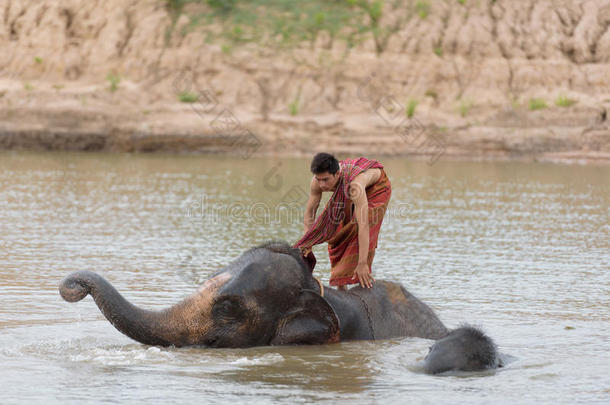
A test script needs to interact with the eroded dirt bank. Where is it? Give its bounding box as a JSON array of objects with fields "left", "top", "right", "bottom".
[{"left": 1, "top": 0, "right": 609, "bottom": 162}]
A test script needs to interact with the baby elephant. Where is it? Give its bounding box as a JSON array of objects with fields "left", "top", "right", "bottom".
[{"left": 423, "top": 325, "right": 502, "bottom": 374}]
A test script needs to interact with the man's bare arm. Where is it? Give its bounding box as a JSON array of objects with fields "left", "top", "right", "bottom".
[
  {"left": 304, "top": 176, "right": 322, "bottom": 233},
  {"left": 349, "top": 175, "right": 370, "bottom": 263}
]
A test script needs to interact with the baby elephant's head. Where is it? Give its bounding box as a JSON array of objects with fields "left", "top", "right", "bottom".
[{"left": 423, "top": 325, "right": 501, "bottom": 374}]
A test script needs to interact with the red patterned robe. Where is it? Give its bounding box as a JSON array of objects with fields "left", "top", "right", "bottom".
[{"left": 293, "top": 157, "right": 392, "bottom": 286}]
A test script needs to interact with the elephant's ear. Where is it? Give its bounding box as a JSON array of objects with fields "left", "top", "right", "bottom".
[{"left": 270, "top": 289, "right": 340, "bottom": 345}]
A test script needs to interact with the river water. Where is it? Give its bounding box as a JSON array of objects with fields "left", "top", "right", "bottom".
[{"left": 0, "top": 151, "right": 608, "bottom": 404}]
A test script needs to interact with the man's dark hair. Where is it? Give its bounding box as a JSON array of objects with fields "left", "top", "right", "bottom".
[{"left": 310, "top": 153, "right": 339, "bottom": 174}]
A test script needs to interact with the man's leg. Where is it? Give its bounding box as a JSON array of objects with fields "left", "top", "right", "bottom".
[{"left": 336, "top": 248, "right": 376, "bottom": 290}]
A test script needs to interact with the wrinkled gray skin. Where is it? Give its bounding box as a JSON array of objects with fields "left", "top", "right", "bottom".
[
  {"left": 59, "top": 241, "right": 500, "bottom": 373},
  {"left": 423, "top": 325, "right": 501, "bottom": 374}
]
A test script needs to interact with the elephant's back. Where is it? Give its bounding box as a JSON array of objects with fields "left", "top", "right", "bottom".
[{"left": 362, "top": 281, "right": 449, "bottom": 340}]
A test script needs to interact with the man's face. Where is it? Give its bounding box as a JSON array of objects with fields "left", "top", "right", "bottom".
[{"left": 315, "top": 171, "right": 340, "bottom": 192}]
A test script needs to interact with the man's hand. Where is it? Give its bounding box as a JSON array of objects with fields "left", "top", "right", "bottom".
[{"left": 354, "top": 262, "right": 374, "bottom": 288}]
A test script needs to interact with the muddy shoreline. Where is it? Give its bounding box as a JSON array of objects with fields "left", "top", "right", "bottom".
[{"left": 1, "top": 102, "right": 608, "bottom": 164}]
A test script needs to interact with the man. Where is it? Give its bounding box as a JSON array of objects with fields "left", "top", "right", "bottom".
[{"left": 293, "top": 153, "right": 392, "bottom": 290}]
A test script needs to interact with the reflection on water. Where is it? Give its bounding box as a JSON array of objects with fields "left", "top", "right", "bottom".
[{"left": 0, "top": 151, "right": 608, "bottom": 404}]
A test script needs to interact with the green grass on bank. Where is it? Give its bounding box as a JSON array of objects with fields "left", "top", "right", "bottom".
[
  {"left": 165, "top": 0, "right": 427, "bottom": 55},
  {"left": 106, "top": 73, "right": 121, "bottom": 92},
  {"left": 528, "top": 98, "right": 547, "bottom": 111},
  {"left": 457, "top": 99, "right": 472, "bottom": 117},
  {"left": 555, "top": 94, "right": 577, "bottom": 107},
  {"left": 178, "top": 91, "right": 199, "bottom": 102},
  {"left": 415, "top": 1, "right": 430, "bottom": 19},
  {"left": 406, "top": 99, "right": 418, "bottom": 118}
]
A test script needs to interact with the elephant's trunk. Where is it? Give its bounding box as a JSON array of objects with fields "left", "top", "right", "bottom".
[{"left": 59, "top": 271, "right": 190, "bottom": 347}]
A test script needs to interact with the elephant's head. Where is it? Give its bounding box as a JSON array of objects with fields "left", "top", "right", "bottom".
[
  {"left": 423, "top": 325, "right": 500, "bottom": 374},
  {"left": 59, "top": 241, "right": 340, "bottom": 348}
]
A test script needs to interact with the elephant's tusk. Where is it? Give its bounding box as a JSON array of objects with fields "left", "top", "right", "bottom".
[{"left": 313, "top": 276, "right": 324, "bottom": 297}]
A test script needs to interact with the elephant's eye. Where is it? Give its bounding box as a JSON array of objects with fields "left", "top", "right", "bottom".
[{"left": 212, "top": 296, "right": 244, "bottom": 320}]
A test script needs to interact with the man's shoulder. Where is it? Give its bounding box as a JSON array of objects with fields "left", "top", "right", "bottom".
[
  {"left": 341, "top": 156, "right": 382, "bottom": 165},
  {"left": 358, "top": 166, "right": 382, "bottom": 177},
  {"left": 349, "top": 168, "right": 382, "bottom": 188}
]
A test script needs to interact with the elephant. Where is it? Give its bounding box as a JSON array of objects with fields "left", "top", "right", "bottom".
[
  {"left": 423, "top": 325, "right": 501, "bottom": 374},
  {"left": 59, "top": 240, "right": 501, "bottom": 374}
]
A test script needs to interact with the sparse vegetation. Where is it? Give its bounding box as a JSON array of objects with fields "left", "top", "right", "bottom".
[
  {"left": 23, "top": 82, "right": 33, "bottom": 91},
  {"left": 34, "top": 57, "right": 43, "bottom": 64},
  {"left": 207, "top": 0, "right": 236, "bottom": 14},
  {"left": 415, "top": 1, "right": 430, "bottom": 19},
  {"left": 221, "top": 43, "right": 232, "bottom": 54},
  {"left": 106, "top": 73, "right": 121, "bottom": 92},
  {"left": 166, "top": 0, "right": 419, "bottom": 56},
  {"left": 555, "top": 94, "right": 577, "bottom": 108},
  {"left": 166, "top": 0, "right": 187, "bottom": 15},
  {"left": 457, "top": 0, "right": 467, "bottom": 5},
  {"left": 424, "top": 89, "right": 438, "bottom": 100},
  {"left": 457, "top": 99, "right": 472, "bottom": 117},
  {"left": 406, "top": 99, "right": 418, "bottom": 118},
  {"left": 433, "top": 46, "right": 443, "bottom": 57},
  {"left": 178, "top": 91, "right": 199, "bottom": 103},
  {"left": 230, "top": 24, "right": 244, "bottom": 42},
  {"left": 529, "top": 98, "right": 547, "bottom": 111},
  {"left": 289, "top": 96, "right": 300, "bottom": 116}
]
